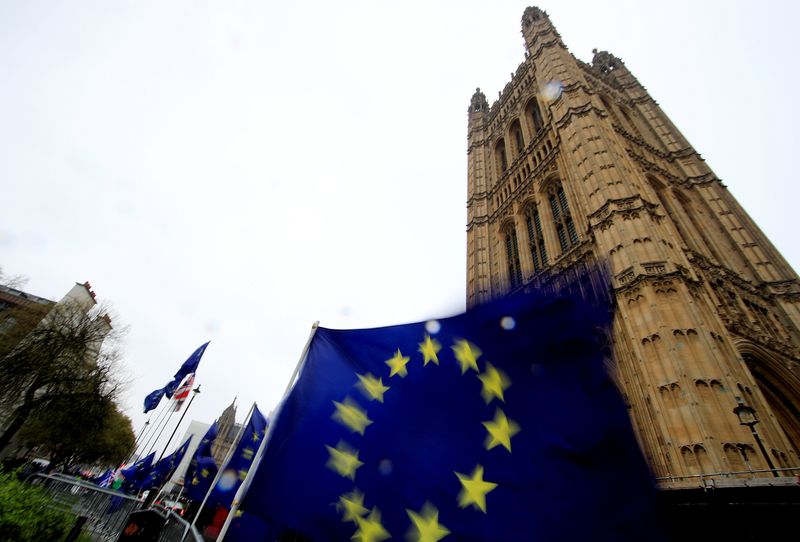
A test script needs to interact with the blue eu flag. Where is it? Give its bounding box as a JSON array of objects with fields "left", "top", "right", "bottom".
[
  {"left": 207, "top": 405, "right": 267, "bottom": 510},
  {"left": 143, "top": 341, "right": 210, "bottom": 413},
  {"left": 185, "top": 421, "right": 220, "bottom": 502},
  {"left": 120, "top": 452, "right": 154, "bottom": 493},
  {"left": 141, "top": 436, "right": 193, "bottom": 491},
  {"left": 238, "top": 290, "right": 660, "bottom": 541}
]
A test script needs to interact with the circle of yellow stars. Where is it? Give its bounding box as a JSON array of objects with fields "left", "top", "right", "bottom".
[{"left": 324, "top": 324, "right": 519, "bottom": 541}]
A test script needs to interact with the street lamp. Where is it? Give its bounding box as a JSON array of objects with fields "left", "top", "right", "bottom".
[{"left": 733, "top": 397, "right": 779, "bottom": 477}]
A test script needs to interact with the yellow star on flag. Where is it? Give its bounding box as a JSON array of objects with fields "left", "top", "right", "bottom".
[
  {"left": 200, "top": 468, "right": 209, "bottom": 478},
  {"left": 385, "top": 349, "right": 411, "bottom": 378},
  {"left": 356, "top": 373, "right": 390, "bottom": 403},
  {"left": 483, "top": 408, "right": 520, "bottom": 452},
  {"left": 352, "top": 507, "right": 391, "bottom": 542},
  {"left": 238, "top": 469, "right": 248, "bottom": 480},
  {"left": 191, "top": 477, "right": 199, "bottom": 486},
  {"left": 252, "top": 431, "right": 261, "bottom": 443},
  {"left": 406, "top": 502, "right": 450, "bottom": 542},
  {"left": 332, "top": 397, "right": 373, "bottom": 435},
  {"left": 477, "top": 363, "right": 511, "bottom": 403},
  {"left": 418, "top": 335, "right": 442, "bottom": 366},
  {"left": 242, "top": 447, "right": 254, "bottom": 461},
  {"left": 455, "top": 464, "right": 498, "bottom": 513},
  {"left": 337, "top": 489, "right": 368, "bottom": 524},
  {"left": 325, "top": 441, "right": 363, "bottom": 480},
  {"left": 451, "top": 339, "right": 481, "bottom": 374}
]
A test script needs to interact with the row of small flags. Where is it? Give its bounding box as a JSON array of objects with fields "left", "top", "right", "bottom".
[
  {"left": 106, "top": 402, "right": 268, "bottom": 524},
  {"left": 107, "top": 275, "right": 664, "bottom": 540}
]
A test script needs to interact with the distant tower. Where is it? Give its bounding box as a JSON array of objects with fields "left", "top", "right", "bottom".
[
  {"left": 211, "top": 397, "right": 238, "bottom": 466},
  {"left": 466, "top": 6, "right": 800, "bottom": 483}
]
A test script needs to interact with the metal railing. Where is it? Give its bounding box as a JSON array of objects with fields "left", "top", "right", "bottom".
[
  {"left": 151, "top": 505, "right": 204, "bottom": 542},
  {"left": 28, "top": 473, "right": 143, "bottom": 541},
  {"left": 656, "top": 466, "right": 800, "bottom": 487}
]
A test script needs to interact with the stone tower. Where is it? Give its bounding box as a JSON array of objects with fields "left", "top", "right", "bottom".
[{"left": 466, "top": 6, "right": 800, "bottom": 483}]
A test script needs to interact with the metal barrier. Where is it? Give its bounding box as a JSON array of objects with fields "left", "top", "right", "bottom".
[
  {"left": 28, "top": 473, "right": 142, "bottom": 541},
  {"left": 152, "top": 505, "right": 204, "bottom": 542}
]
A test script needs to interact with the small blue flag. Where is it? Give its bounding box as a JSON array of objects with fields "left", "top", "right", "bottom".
[
  {"left": 140, "top": 436, "right": 193, "bottom": 491},
  {"left": 120, "top": 452, "right": 155, "bottom": 493},
  {"left": 165, "top": 342, "right": 210, "bottom": 398},
  {"left": 143, "top": 387, "right": 166, "bottom": 414},
  {"left": 206, "top": 405, "right": 267, "bottom": 510},
  {"left": 184, "top": 421, "right": 220, "bottom": 502},
  {"left": 237, "top": 289, "right": 661, "bottom": 541},
  {"left": 142, "top": 341, "right": 210, "bottom": 413}
]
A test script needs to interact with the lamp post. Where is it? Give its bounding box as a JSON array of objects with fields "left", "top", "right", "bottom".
[{"left": 733, "top": 397, "right": 779, "bottom": 477}]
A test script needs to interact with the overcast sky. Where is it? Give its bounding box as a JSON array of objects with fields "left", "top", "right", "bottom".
[{"left": 2, "top": 0, "right": 798, "bottom": 456}]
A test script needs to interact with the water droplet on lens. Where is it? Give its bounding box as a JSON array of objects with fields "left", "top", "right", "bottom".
[
  {"left": 500, "top": 316, "right": 516, "bottom": 330},
  {"left": 378, "top": 459, "right": 393, "bottom": 475},
  {"left": 425, "top": 320, "right": 441, "bottom": 334},
  {"left": 218, "top": 469, "right": 237, "bottom": 491}
]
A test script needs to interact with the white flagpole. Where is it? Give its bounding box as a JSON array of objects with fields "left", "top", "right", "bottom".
[
  {"left": 218, "top": 321, "right": 320, "bottom": 541},
  {"left": 189, "top": 401, "right": 257, "bottom": 530}
]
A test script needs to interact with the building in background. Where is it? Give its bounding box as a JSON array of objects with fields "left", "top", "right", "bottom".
[
  {"left": 466, "top": 6, "right": 800, "bottom": 486},
  {"left": 210, "top": 398, "right": 242, "bottom": 466}
]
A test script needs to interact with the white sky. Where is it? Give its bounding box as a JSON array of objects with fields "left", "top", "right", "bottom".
[{"left": 2, "top": 1, "right": 798, "bottom": 455}]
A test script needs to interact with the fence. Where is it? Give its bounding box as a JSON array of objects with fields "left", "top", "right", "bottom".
[
  {"left": 29, "top": 473, "right": 142, "bottom": 540},
  {"left": 27, "top": 474, "right": 206, "bottom": 541},
  {"left": 151, "top": 505, "right": 204, "bottom": 542}
]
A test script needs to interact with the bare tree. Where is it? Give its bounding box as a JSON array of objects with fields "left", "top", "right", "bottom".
[{"left": 0, "top": 296, "right": 126, "bottom": 455}]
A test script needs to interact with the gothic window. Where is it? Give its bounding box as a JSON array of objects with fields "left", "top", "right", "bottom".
[
  {"left": 503, "top": 223, "right": 523, "bottom": 288},
  {"left": 547, "top": 184, "right": 579, "bottom": 252},
  {"left": 495, "top": 139, "right": 508, "bottom": 175},
  {"left": 524, "top": 203, "right": 547, "bottom": 272},
  {"left": 510, "top": 119, "right": 525, "bottom": 156},
  {"left": 527, "top": 98, "right": 545, "bottom": 136}
]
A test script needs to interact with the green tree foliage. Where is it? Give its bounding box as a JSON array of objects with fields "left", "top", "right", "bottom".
[
  {"left": 0, "top": 471, "right": 72, "bottom": 541},
  {"left": 0, "top": 297, "right": 126, "bottom": 456},
  {"left": 19, "top": 392, "right": 135, "bottom": 470}
]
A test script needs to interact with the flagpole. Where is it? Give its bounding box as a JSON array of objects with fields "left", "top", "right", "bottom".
[
  {"left": 157, "top": 385, "right": 201, "bottom": 463},
  {"left": 131, "top": 399, "right": 169, "bottom": 464},
  {"left": 218, "top": 321, "right": 319, "bottom": 541},
  {"left": 142, "top": 403, "right": 175, "bottom": 458},
  {"left": 190, "top": 401, "right": 257, "bottom": 530},
  {"left": 124, "top": 416, "right": 152, "bottom": 465}
]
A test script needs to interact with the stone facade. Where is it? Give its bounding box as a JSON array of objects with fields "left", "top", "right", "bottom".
[{"left": 466, "top": 6, "right": 800, "bottom": 484}]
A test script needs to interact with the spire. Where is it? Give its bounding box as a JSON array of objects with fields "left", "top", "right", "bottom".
[
  {"left": 591, "top": 49, "right": 625, "bottom": 75},
  {"left": 469, "top": 87, "right": 488, "bottom": 114}
]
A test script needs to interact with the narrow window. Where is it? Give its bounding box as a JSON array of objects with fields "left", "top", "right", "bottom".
[
  {"left": 510, "top": 119, "right": 525, "bottom": 156},
  {"left": 495, "top": 139, "right": 508, "bottom": 175},
  {"left": 528, "top": 99, "right": 544, "bottom": 135},
  {"left": 525, "top": 204, "right": 547, "bottom": 272},
  {"left": 504, "top": 226, "right": 523, "bottom": 288},
  {"left": 548, "top": 184, "right": 578, "bottom": 252}
]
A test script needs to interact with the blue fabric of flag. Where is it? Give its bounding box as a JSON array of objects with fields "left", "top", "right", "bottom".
[
  {"left": 140, "top": 436, "right": 193, "bottom": 491},
  {"left": 206, "top": 405, "right": 267, "bottom": 510},
  {"left": 143, "top": 387, "right": 166, "bottom": 414},
  {"left": 184, "top": 421, "right": 220, "bottom": 502},
  {"left": 120, "top": 452, "right": 154, "bottom": 493},
  {"left": 164, "top": 341, "right": 209, "bottom": 398},
  {"left": 143, "top": 342, "right": 210, "bottom": 412},
  {"left": 238, "top": 289, "right": 661, "bottom": 541}
]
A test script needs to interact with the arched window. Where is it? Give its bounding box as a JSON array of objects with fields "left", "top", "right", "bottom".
[
  {"left": 527, "top": 98, "right": 544, "bottom": 135},
  {"left": 495, "top": 139, "right": 508, "bottom": 175},
  {"left": 547, "top": 184, "right": 579, "bottom": 252},
  {"left": 509, "top": 119, "right": 525, "bottom": 156},
  {"left": 524, "top": 203, "right": 547, "bottom": 272},
  {"left": 503, "top": 223, "right": 523, "bottom": 288}
]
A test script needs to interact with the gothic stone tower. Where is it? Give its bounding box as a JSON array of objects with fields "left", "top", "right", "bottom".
[{"left": 466, "top": 6, "right": 800, "bottom": 484}]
